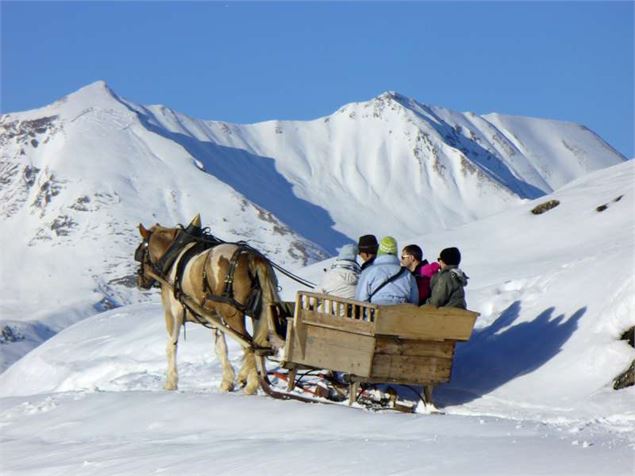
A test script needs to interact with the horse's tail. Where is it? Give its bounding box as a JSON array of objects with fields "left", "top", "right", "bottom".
[{"left": 249, "top": 253, "right": 282, "bottom": 348}]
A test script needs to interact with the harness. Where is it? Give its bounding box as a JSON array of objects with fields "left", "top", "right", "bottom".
[
  {"left": 200, "top": 245, "right": 262, "bottom": 318},
  {"left": 134, "top": 222, "right": 218, "bottom": 288},
  {"left": 135, "top": 221, "right": 318, "bottom": 343},
  {"left": 137, "top": 226, "right": 272, "bottom": 319}
]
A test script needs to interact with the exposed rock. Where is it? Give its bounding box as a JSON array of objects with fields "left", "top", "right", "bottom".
[
  {"left": 613, "top": 361, "right": 634, "bottom": 390},
  {"left": 50, "top": 215, "right": 77, "bottom": 237},
  {"left": 0, "top": 116, "right": 60, "bottom": 148},
  {"left": 613, "top": 326, "right": 634, "bottom": 390},
  {"left": 108, "top": 274, "right": 138, "bottom": 288},
  {"left": 0, "top": 325, "right": 25, "bottom": 344},
  {"left": 531, "top": 199, "right": 560, "bottom": 215}
]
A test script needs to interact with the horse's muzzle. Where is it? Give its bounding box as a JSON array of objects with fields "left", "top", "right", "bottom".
[{"left": 136, "top": 269, "right": 156, "bottom": 290}]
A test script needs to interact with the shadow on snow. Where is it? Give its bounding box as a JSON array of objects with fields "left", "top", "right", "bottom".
[
  {"left": 436, "top": 301, "right": 586, "bottom": 406},
  {"left": 136, "top": 111, "right": 349, "bottom": 255}
]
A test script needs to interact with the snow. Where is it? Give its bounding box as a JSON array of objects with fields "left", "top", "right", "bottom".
[
  {"left": 1, "top": 161, "right": 634, "bottom": 474},
  {"left": 0, "top": 390, "right": 631, "bottom": 475},
  {"left": 0, "top": 83, "right": 633, "bottom": 474},
  {"left": 0, "top": 303, "right": 633, "bottom": 475}
]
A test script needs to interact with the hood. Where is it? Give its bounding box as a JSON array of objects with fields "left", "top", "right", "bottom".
[{"left": 449, "top": 267, "right": 469, "bottom": 286}]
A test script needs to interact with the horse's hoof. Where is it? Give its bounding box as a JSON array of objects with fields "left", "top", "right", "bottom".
[
  {"left": 244, "top": 382, "right": 259, "bottom": 395},
  {"left": 237, "top": 371, "right": 248, "bottom": 384},
  {"left": 164, "top": 383, "right": 177, "bottom": 391},
  {"left": 219, "top": 381, "right": 235, "bottom": 392}
]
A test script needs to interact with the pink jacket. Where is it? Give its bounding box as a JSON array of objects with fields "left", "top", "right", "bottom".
[{"left": 415, "top": 262, "right": 441, "bottom": 304}]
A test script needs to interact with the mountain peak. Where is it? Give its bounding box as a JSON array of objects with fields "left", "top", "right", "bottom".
[
  {"left": 75, "top": 80, "right": 114, "bottom": 95},
  {"left": 370, "top": 90, "right": 424, "bottom": 114},
  {"left": 59, "top": 80, "right": 122, "bottom": 108},
  {"left": 375, "top": 90, "right": 406, "bottom": 102}
]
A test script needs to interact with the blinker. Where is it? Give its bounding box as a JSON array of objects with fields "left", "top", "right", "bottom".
[{"left": 134, "top": 241, "right": 148, "bottom": 262}]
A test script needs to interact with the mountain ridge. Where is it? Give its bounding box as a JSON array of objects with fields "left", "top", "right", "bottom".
[{"left": 0, "top": 81, "right": 628, "bottom": 369}]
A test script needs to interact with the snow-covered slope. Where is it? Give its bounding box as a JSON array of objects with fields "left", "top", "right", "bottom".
[
  {"left": 278, "top": 160, "right": 635, "bottom": 416},
  {"left": 139, "top": 90, "right": 626, "bottom": 240},
  {"left": 421, "top": 160, "right": 635, "bottom": 416},
  {"left": 3, "top": 161, "right": 633, "bottom": 409},
  {"left": 0, "top": 162, "right": 632, "bottom": 475},
  {"left": 0, "top": 81, "right": 626, "bottom": 371},
  {"left": 0, "top": 82, "right": 326, "bottom": 365}
]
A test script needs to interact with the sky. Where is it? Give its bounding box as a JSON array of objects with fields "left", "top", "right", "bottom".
[{"left": 1, "top": 1, "right": 633, "bottom": 158}]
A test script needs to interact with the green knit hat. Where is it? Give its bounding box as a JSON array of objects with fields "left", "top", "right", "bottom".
[{"left": 378, "top": 236, "right": 398, "bottom": 256}]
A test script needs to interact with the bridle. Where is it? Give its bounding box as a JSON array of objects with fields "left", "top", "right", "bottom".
[
  {"left": 135, "top": 224, "right": 209, "bottom": 290},
  {"left": 134, "top": 223, "right": 317, "bottom": 293},
  {"left": 134, "top": 230, "right": 159, "bottom": 289}
]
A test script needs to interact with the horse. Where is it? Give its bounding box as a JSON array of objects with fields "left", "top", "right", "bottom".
[{"left": 135, "top": 214, "right": 282, "bottom": 395}]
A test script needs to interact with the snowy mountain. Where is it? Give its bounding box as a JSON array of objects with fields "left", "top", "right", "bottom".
[
  {"left": 0, "top": 82, "right": 328, "bottom": 366},
  {"left": 137, "top": 88, "right": 626, "bottom": 240},
  {"left": 0, "top": 161, "right": 632, "bottom": 475},
  {"left": 0, "top": 81, "right": 627, "bottom": 370}
]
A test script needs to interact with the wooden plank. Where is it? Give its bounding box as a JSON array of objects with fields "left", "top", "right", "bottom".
[
  {"left": 374, "top": 337, "right": 455, "bottom": 358},
  {"left": 379, "top": 304, "right": 479, "bottom": 320},
  {"left": 299, "top": 309, "right": 376, "bottom": 335},
  {"left": 296, "top": 291, "right": 378, "bottom": 323},
  {"left": 370, "top": 354, "right": 452, "bottom": 384},
  {"left": 281, "top": 320, "right": 295, "bottom": 362},
  {"left": 349, "top": 376, "right": 449, "bottom": 386},
  {"left": 299, "top": 291, "right": 378, "bottom": 311},
  {"left": 285, "top": 325, "right": 375, "bottom": 377},
  {"left": 292, "top": 293, "right": 308, "bottom": 360},
  {"left": 375, "top": 304, "right": 478, "bottom": 341}
]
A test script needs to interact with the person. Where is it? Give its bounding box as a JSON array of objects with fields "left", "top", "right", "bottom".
[
  {"left": 400, "top": 244, "right": 440, "bottom": 304},
  {"left": 317, "top": 244, "right": 361, "bottom": 299},
  {"left": 419, "top": 261, "right": 441, "bottom": 303},
  {"left": 427, "top": 247, "right": 468, "bottom": 309},
  {"left": 357, "top": 234, "right": 378, "bottom": 271},
  {"left": 356, "top": 236, "right": 419, "bottom": 305}
]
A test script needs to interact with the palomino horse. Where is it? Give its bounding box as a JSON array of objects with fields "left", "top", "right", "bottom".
[{"left": 135, "top": 215, "right": 281, "bottom": 394}]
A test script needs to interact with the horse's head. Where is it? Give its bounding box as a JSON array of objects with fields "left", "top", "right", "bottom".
[{"left": 134, "top": 215, "right": 201, "bottom": 289}]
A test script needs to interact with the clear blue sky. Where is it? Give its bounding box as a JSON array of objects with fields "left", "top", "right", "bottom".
[{"left": 2, "top": 1, "right": 633, "bottom": 157}]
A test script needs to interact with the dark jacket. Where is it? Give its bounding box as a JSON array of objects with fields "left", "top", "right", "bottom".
[{"left": 427, "top": 265, "right": 468, "bottom": 309}]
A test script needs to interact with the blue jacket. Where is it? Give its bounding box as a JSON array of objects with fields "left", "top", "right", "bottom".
[{"left": 355, "top": 254, "right": 419, "bottom": 305}]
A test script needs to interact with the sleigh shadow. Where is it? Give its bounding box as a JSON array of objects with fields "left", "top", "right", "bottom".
[{"left": 433, "top": 301, "right": 586, "bottom": 406}]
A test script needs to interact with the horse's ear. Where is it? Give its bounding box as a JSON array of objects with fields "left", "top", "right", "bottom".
[
  {"left": 189, "top": 214, "right": 201, "bottom": 228},
  {"left": 139, "top": 223, "right": 151, "bottom": 239}
]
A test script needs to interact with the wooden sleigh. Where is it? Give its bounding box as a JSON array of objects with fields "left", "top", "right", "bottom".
[{"left": 257, "top": 291, "right": 479, "bottom": 410}]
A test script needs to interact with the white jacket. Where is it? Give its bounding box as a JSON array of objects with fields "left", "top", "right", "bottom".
[{"left": 318, "top": 259, "right": 360, "bottom": 299}]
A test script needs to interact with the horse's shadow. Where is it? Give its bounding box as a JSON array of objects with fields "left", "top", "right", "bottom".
[
  {"left": 134, "top": 109, "right": 349, "bottom": 255},
  {"left": 434, "top": 301, "right": 586, "bottom": 406}
]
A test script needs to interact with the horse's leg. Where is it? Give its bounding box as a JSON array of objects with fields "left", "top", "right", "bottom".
[
  {"left": 225, "top": 310, "right": 259, "bottom": 395},
  {"left": 235, "top": 317, "right": 252, "bottom": 388},
  {"left": 214, "top": 329, "right": 235, "bottom": 392},
  {"left": 240, "top": 348, "right": 259, "bottom": 395},
  {"left": 164, "top": 304, "right": 183, "bottom": 391},
  {"left": 240, "top": 256, "right": 282, "bottom": 395},
  {"left": 240, "top": 312, "right": 272, "bottom": 395}
]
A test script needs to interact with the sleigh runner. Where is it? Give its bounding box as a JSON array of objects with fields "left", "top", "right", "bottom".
[{"left": 259, "top": 291, "right": 478, "bottom": 408}]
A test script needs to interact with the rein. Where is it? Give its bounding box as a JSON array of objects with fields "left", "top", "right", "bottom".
[
  {"left": 174, "top": 227, "right": 317, "bottom": 290},
  {"left": 269, "top": 261, "right": 316, "bottom": 289},
  {"left": 136, "top": 224, "right": 317, "bottom": 334}
]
